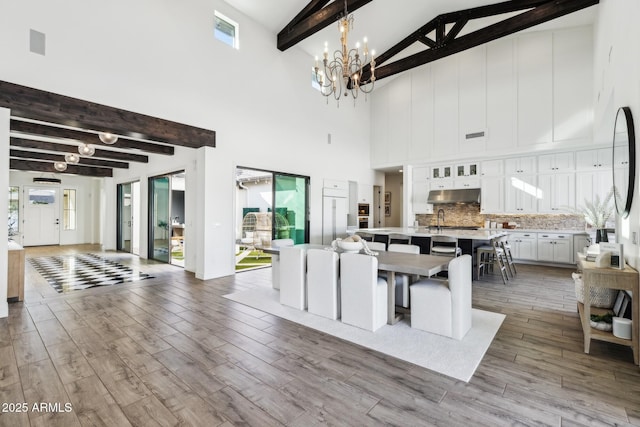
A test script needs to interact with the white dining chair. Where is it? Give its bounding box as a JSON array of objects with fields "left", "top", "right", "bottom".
[
  {"left": 270, "top": 238, "right": 295, "bottom": 290},
  {"left": 279, "top": 246, "right": 307, "bottom": 310},
  {"left": 340, "top": 252, "right": 387, "bottom": 332},
  {"left": 410, "top": 255, "right": 472, "bottom": 340},
  {"left": 365, "top": 241, "right": 387, "bottom": 252},
  {"left": 306, "top": 249, "right": 340, "bottom": 320},
  {"left": 387, "top": 243, "right": 420, "bottom": 308}
]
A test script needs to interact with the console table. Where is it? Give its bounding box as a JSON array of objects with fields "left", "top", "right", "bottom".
[
  {"left": 577, "top": 253, "right": 638, "bottom": 365},
  {"left": 8, "top": 240, "right": 25, "bottom": 302}
]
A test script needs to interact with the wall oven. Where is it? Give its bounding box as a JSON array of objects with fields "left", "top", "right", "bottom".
[
  {"left": 358, "top": 203, "right": 370, "bottom": 216},
  {"left": 358, "top": 217, "right": 369, "bottom": 228}
]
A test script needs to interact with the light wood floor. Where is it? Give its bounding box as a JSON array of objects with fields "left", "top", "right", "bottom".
[{"left": 1, "top": 245, "right": 639, "bottom": 426}]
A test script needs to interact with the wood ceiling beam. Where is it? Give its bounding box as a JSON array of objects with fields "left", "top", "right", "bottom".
[
  {"left": 9, "top": 149, "right": 129, "bottom": 169},
  {"left": 10, "top": 120, "right": 174, "bottom": 155},
  {"left": 360, "top": 0, "right": 598, "bottom": 83},
  {"left": 0, "top": 81, "right": 215, "bottom": 148},
  {"left": 277, "top": 0, "right": 373, "bottom": 51},
  {"left": 10, "top": 137, "right": 149, "bottom": 163},
  {"left": 10, "top": 159, "right": 113, "bottom": 177},
  {"left": 282, "top": 0, "right": 331, "bottom": 31}
]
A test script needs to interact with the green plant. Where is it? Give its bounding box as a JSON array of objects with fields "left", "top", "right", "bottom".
[{"left": 574, "top": 189, "right": 614, "bottom": 228}]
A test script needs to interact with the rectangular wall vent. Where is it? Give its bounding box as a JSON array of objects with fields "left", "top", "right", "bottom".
[
  {"left": 465, "top": 131, "right": 485, "bottom": 139},
  {"left": 29, "top": 29, "right": 46, "bottom": 55}
]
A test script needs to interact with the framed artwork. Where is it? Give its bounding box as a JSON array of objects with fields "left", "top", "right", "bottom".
[
  {"left": 384, "top": 204, "right": 391, "bottom": 216},
  {"left": 384, "top": 192, "right": 391, "bottom": 203}
]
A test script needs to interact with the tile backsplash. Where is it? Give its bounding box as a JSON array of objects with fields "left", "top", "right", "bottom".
[{"left": 415, "top": 203, "right": 586, "bottom": 230}]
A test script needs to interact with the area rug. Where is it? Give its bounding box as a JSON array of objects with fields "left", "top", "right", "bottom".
[
  {"left": 224, "top": 285, "right": 505, "bottom": 382},
  {"left": 29, "top": 253, "right": 153, "bottom": 293}
]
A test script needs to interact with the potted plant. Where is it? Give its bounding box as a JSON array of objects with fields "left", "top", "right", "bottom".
[{"left": 575, "top": 189, "right": 614, "bottom": 243}]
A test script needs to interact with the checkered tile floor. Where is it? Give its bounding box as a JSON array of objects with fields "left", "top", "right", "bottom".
[{"left": 28, "top": 253, "right": 153, "bottom": 293}]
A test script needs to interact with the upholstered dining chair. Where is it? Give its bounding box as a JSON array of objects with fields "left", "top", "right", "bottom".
[
  {"left": 279, "top": 246, "right": 306, "bottom": 310},
  {"left": 365, "top": 241, "right": 387, "bottom": 252},
  {"left": 387, "top": 243, "right": 420, "bottom": 308},
  {"left": 340, "top": 252, "right": 387, "bottom": 331},
  {"left": 410, "top": 255, "right": 472, "bottom": 340},
  {"left": 307, "top": 249, "right": 340, "bottom": 320},
  {"left": 270, "top": 238, "right": 294, "bottom": 290}
]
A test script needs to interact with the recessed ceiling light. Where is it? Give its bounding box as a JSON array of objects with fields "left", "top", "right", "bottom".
[{"left": 99, "top": 132, "right": 118, "bottom": 144}]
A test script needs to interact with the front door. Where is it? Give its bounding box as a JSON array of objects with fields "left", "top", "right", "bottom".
[{"left": 23, "top": 186, "right": 60, "bottom": 246}]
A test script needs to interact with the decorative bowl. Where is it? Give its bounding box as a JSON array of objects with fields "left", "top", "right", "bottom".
[{"left": 337, "top": 240, "right": 363, "bottom": 253}]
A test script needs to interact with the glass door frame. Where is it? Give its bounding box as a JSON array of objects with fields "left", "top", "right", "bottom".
[{"left": 236, "top": 165, "right": 310, "bottom": 244}]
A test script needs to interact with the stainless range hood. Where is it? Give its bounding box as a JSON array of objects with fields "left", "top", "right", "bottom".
[{"left": 427, "top": 188, "right": 481, "bottom": 204}]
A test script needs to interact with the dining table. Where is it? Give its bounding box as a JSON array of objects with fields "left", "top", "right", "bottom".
[
  {"left": 375, "top": 251, "right": 452, "bottom": 324},
  {"left": 261, "top": 243, "right": 452, "bottom": 325}
]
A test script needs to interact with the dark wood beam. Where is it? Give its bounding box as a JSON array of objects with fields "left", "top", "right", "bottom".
[
  {"left": 9, "top": 149, "right": 129, "bottom": 169},
  {"left": 10, "top": 137, "right": 149, "bottom": 163},
  {"left": 0, "top": 81, "right": 215, "bottom": 148},
  {"left": 360, "top": 0, "right": 598, "bottom": 83},
  {"left": 282, "top": 0, "right": 331, "bottom": 31},
  {"left": 277, "top": 0, "right": 373, "bottom": 51},
  {"left": 10, "top": 159, "right": 113, "bottom": 177},
  {"left": 10, "top": 120, "right": 174, "bottom": 155}
]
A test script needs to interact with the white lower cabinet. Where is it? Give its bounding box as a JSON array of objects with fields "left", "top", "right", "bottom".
[
  {"left": 537, "top": 233, "right": 573, "bottom": 263},
  {"left": 509, "top": 232, "right": 537, "bottom": 260}
]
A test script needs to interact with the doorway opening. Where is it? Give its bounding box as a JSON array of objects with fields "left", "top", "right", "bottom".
[
  {"left": 117, "top": 181, "right": 141, "bottom": 255},
  {"left": 235, "top": 167, "right": 309, "bottom": 272},
  {"left": 149, "top": 171, "right": 186, "bottom": 267}
]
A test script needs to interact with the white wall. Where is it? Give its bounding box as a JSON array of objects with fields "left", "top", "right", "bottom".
[
  {"left": 593, "top": 0, "right": 640, "bottom": 269},
  {"left": 0, "top": 0, "right": 378, "bottom": 279},
  {"left": 371, "top": 25, "right": 595, "bottom": 168}
]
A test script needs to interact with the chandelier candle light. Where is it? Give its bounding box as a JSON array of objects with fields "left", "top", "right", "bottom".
[{"left": 314, "top": 0, "right": 375, "bottom": 105}]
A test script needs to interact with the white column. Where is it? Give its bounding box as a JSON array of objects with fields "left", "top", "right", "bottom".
[
  {"left": 0, "top": 108, "right": 10, "bottom": 318},
  {"left": 195, "top": 146, "right": 235, "bottom": 280}
]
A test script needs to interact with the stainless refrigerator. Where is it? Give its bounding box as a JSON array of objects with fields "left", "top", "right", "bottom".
[{"left": 322, "top": 187, "right": 348, "bottom": 245}]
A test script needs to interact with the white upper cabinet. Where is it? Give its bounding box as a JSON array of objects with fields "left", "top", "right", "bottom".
[
  {"left": 431, "top": 164, "right": 454, "bottom": 180},
  {"left": 458, "top": 47, "right": 487, "bottom": 154},
  {"left": 504, "top": 156, "right": 537, "bottom": 174},
  {"left": 538, "top": 152, "right": 574, "bottom": 173},
  {"left": 552, "top": 27, "right": 593, "bottom": 144},
  {"left": 481, "top": 159, "right": 504, "bottom": 176},
  {"left": 455, "top": 163, "right": 479, "bottom": 178},
  {"left": 387, "top": 74, "right": 411, "bottom": 164},
  {"left": 505, "top": 174, "right": 538, "bottom": 213},
  {"left": 410, "top": 68, "right": 433, "bottom": 162},
  {"left": 575, "top": 148, "right": 612, "bottom": 170},
  {"left": 432, "top": 57, "right": 459, "bottom": 158},
  {"left": 412, "top": 166, "right": 429, "bottom": 182},
  {"left": 576, "top": 170, "right": 613, "bottom": 208},
  {"left": 480, "top": 176, "right": 504, "bottom": 213},
  {"left": 486, "top": 38, "right": 516, "bottom": 152},
  {"left": 538, "top": 173, "right": 575, "bottom": 212},
  {"left": 517, "top": 32, "right": 553, "bottom": 147},
  {"left": 357, "top": 183, "right": 373, "bottom": 204},
  {"left": 370, "top": 87, "right": 389, "bottom": 167}
]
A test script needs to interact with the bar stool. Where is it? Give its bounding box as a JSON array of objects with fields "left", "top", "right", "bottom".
[
  {"left": 499, "top": 235, "right": 517, "bottom": 277},
  {"left": 430, "top": 235, "right": 462, "bottom": 257},
  {"left": 476, "top": 237, "right": 509, "bottom": 285},
  {"left": 355, "top": 231, "right": 374, "bottom": 242},
  {"left": 388, "top": 233, "right": 410, "bottom": 245}
]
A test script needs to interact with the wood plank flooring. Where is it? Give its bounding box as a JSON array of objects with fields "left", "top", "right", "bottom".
[{"left": 1, "top": 244, "right": 638, "bottom": 426}]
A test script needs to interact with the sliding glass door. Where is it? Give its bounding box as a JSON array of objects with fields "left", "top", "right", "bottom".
[
  {"left": 273, "top": 173, "right": 309, "bottom": 244},
  {"left": 117, "top": 181, "right": 140, "bottom": 255},
  {"left": 149, "top": 176, "right": 170, "bottom": 263}
]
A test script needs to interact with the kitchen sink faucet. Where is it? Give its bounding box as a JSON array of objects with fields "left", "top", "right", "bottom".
[{"left": 437, "top": 209, "right": 445, "bottom": 231}]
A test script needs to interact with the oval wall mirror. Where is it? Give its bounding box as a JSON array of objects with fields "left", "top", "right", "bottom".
[{"left": 612, "top": 106, "right": 635, "bottom": 218}]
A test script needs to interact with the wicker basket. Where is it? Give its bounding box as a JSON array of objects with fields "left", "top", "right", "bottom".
[{"left": 572, "top": 272, "right": 617, "bottom": 308}]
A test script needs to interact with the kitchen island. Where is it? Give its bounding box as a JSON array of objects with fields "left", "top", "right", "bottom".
[{"left": 355, "top": 227, "right": 506, "bottom": 279}]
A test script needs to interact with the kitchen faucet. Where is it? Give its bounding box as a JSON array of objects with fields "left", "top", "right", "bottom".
[{"left": 437, "top": 209, "right": 445, "bottom": 231}]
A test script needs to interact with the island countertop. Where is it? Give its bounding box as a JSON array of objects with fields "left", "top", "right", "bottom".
[{"left": 354, "top": 227, "right": 506, "bottom": 240}]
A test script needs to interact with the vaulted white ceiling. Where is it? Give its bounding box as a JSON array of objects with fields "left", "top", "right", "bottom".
[{"left": 224, "top": 0, "right": 597, "bottom": 62}]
